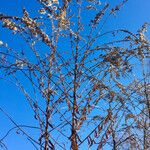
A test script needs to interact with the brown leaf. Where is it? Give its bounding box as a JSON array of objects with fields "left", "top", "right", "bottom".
[
  {"left": 98, "top": 125, "right": 102, "bottom": 133},
  {"left": 94, "top": 130, "right": 98, "bottom": 138}
]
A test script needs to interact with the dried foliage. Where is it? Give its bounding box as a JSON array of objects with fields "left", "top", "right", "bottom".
[{"left": 0, "top": 0, "right": 149, "bottom": 150}]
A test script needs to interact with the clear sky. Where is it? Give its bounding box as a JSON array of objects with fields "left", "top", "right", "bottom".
[{"left": 0, "top": 0, "right": 150, "bottom": 150}]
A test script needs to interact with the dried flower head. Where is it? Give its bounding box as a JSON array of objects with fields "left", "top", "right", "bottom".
[
  {"left": 15, "top": 60, "right": 26, "bottom": 68},
  {"left": 52, "top": 6, "right": 57, "bottom": 11},
  {"left": 52, "top": 0, "right": 59, "bottom": 4},
  {"left": 2, "top": 19, "right": 17, "bottom": 31},
  {"left": 12, "top": 26, "right": 18, "bottom": 31},
  {"left": 47, "top": 1, "right": 52, "bottom": 6},
  {"left": 39, "top": 8, "right": 46, "bottom": 14},
  {"left": 59, "top": 19, "right": 70, "bottom": 29}
]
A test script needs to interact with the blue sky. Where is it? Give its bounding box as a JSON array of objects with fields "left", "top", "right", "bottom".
[{"left": 0, "top": 0, "right": 150, "bottom": 150}]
